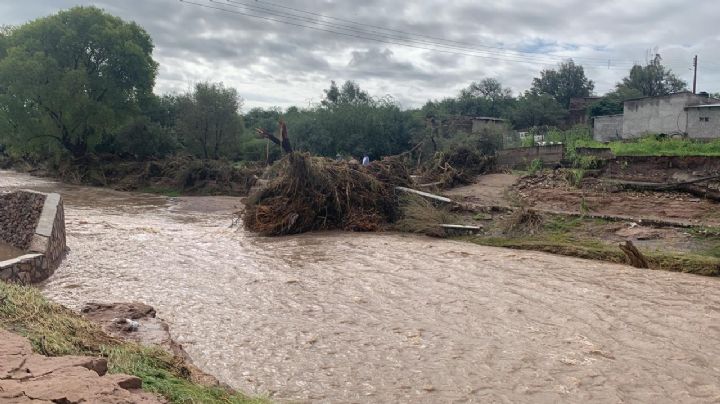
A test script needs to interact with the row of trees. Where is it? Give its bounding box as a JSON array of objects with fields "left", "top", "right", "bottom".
[
  {"left": 422, "top": 57, "right": 688, "bottom": 129},
  {"left": 0, "top": 6, "right": 692, "bottom": 164}
]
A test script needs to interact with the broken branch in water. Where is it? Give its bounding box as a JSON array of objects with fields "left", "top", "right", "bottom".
[{"left": 619, "top": 240, "right": 649, "bottom": 268}]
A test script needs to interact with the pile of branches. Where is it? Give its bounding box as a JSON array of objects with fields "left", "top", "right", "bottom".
[
  {"left": 420, "top": 146, "right": 496, "bottom": 188},
  {"left": 51, "top": 154, "right": 262, "bottom": 196},
  {"left": 243, "top": 152, "right": 411, "bottom": 235}
]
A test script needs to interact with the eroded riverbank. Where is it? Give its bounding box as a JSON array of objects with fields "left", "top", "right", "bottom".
[{"left": 2, "top": 170, "right": 720, "bottom": 403}]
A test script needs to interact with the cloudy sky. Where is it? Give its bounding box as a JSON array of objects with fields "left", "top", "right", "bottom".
[{"left": 3, "top": 0, "right": 720, "bottom": 109}]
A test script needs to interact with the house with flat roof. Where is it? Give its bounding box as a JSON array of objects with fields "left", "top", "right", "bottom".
[{"left": 593, "top": 91, "right": 720, "bottom": 141}]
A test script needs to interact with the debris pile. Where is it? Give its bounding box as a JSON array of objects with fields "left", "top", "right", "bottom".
[
  {"left": 420, "top": 147, "right": 496, "bottom": 188},
  {"left": 243, "top": 152, "right": 411, "bottom": 235}
]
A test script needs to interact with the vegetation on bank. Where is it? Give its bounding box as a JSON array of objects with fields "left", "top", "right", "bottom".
[
  {"left": 0, "top": 282, "right": 266, "bottom": 404},
  {"left": 576, "top": 136, "right": 720, "bottom": 157},
  {"left": 462, "top": 214, "right": 720, "bottom": 276},
  {"left": 536, "top": 126, "right": 720, "bottom": 158}
]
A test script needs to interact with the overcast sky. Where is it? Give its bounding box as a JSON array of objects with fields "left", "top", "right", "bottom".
[{"left": 3, "top": 0, "right": 720, "bottom": 109}]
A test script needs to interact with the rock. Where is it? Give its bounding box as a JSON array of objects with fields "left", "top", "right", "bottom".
[
  {"left": 0, "top": 330, "right": 163, "bottom": 403},
  {"left": 106, "top": 373, "right": 143, "bottom": 390}
]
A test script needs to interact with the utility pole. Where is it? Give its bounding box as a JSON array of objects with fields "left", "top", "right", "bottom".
[{"left": 692, "top": 55, "right": 698, "bottom": 94}]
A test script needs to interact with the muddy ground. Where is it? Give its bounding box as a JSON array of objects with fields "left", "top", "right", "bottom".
[{"left": 443, "top": 166, "right": 720, "bottom": 274}]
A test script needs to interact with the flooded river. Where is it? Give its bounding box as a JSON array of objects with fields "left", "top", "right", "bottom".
[{"left": 2, "top": 170, "right": 720, "bottom": 403}]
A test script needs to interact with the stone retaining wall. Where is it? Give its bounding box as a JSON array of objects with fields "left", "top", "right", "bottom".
[
  {"left": 0, "top": 191, "right": 45, "bottom": 249},
  {"left": 0, "top": 191, "right": 66, "bottom": 284}
]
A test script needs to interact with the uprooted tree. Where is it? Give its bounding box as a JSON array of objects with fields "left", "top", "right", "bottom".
[{"left": 256, "top": 120, "right": 293, "bottom": 154}]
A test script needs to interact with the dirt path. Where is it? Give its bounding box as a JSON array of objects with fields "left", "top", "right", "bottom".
[
  {"left": 444, "top": 173, "right": 518, "bottom": 206},
  {"left": 3, "top": 170, "right": 720, "bottom": 403}
]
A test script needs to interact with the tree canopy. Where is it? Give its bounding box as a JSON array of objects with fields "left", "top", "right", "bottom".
[
  {"left": 175, "top": 82, "right": 243, "bottom": 160},
  {"left": 616, "top": 54, "right": 687, "bottom": 97},
  {"left": 0, "top": 6, "right": 158, "bottom": 158},
  {"left": 511, "top": 92, "right": 567, "bottom": 129},
  {"left": 530, "top": 60, "right": 594, "bottom": 109}
]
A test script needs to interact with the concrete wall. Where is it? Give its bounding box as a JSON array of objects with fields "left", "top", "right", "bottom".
[
  {"left": 497, "top": 144, "right": 564, "bottom": 169},
  {"left": 622, "top": 93, "right": 710, "bottom": 138},
  {"left": 0, "top": 191, "right": 66, "bottom": 284},
  {"left": 686, "top": 107, "right": 720, "bottom": 139},
  {"left": 593, "top": 115, "right": 624, "bottom": 142}
]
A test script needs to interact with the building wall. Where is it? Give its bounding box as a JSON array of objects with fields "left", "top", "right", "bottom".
[
  {"left": 593, "top": 115, "right": 624, "bottom": 142},
  {"left": 686, "top": 108, "right": 720, "bottom": 139},
  {"left": 622, "top": 93, "right": 710, "bottom": 137}
]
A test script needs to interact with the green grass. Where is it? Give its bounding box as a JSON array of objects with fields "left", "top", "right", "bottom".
[
  {"left": 0, "top": 282, "right": 266, "bottom": 404},
  {"left": 575, "top": 136, "right": 720, "bottom": 157},
  {"left": 138, "top": 186, "right": 182, "bottom": 197},
  {"left": 463, "top": 235, "right": 720, "bottom": 276}
]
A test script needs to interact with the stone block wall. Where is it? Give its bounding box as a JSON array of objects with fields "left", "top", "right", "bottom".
[
  {"left": 0, "top": 191, "right": 45, "bottom": 249},
  {"left": 0, "top": 191, "right": 66, "bottom": 284}
]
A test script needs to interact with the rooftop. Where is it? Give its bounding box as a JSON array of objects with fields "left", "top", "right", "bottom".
[{"left": 685, "top": 103, "right": 720, "bottom": 109}]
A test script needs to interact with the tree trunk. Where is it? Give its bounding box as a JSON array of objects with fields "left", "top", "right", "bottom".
[{"left": 619, "top": 240, "right": 649, "bottom": 269}]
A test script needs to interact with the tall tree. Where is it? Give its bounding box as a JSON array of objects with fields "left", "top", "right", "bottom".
[
  {"left": 617, "top": 54, "right": 687, "bottom": 97},
  {"left": 458, "top": 78, "right": 514, "bottom": 117},
  {"left": 588, "top": 87, "right": 643, "bottom": 117},
  {"left": 175, "top": 82, "right": 243, "bottom": 160},
  {"left": 321, "top": 80, "right": 371, "bottom": 107},
  {"left": 530, "top": 59, "right": 594, "bottom": 109},
  {"left": 0, "top": 7, "right": 158, "bottom": 158},
  {"left": 511, "top": 92, "right": 567, "bottom": 129}
]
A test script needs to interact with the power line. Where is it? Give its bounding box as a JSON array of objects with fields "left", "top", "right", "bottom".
[
  {"left": 222, "top": 0, "right": 636, "bottom": 66},
  {"left": 180, "top": 0, "right": 635, "bottom": 69}
]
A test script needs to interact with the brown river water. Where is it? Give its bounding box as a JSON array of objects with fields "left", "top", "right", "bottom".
[{"left": 2, "top": 170, "right": 720, "bottom": 403}]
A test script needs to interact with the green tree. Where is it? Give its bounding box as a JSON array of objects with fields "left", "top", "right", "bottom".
[
  {"left": 285, "top": 81, "right": 419, "bottom": 158},
  {"left": 0, "top": 7, "right": 158, "bottom": 158},
  {"left": 511, "top": 92, "right": 567, "bottom": 129},
  {"left": 175, "top": 82, "right": 243, "bottom": 159},
  {"left": 321, "top": 80, "right": 371, "bottom": 107},
  {"left": 617, "top": 54, "right": 687, "bottom": 97},
  {"left": 530, "top": 59, "right": 594, "bottom": 109},
  {"left": 589, "top": 87, "right": 643, "bottom": 117}
]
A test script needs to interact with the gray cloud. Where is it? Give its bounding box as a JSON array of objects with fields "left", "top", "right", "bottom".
[{"left": 2, "top": 0, "right": 719, "bottom": 109}]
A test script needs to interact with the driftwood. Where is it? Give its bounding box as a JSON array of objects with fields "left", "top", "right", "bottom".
[
  {"left": 395, "top": 186, "right": 452, "bottom": 203},
  {"left": 256, "top": 120, "right": 293, "bottom": 154},
  {"left": 619, "top": 240, "right": 649, "bottom": 268}
]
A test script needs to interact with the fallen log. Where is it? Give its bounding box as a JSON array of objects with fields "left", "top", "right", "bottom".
[{"left": 395, "top": 186, "right": 452, "bottom": 203}]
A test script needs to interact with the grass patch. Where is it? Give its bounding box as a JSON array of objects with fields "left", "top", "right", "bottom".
[
  {"left": 0, "top": 282, "right": 265, "bottom": 404},
  {"left": 394, "top": 194, "right": 458, "bottom": 237},
  {"left": 463, "top": 235, "right": 720, "bottom": 276},
  {"left": 138, "top": 186, "right": 182, "bottom": 197},
  {"left": 575, "top": 136, "right": 720, "bottom": 157}
]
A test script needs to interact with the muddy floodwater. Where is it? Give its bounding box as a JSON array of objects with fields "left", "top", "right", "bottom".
[
  {"left": 0, "top": 242, "right": 23, "bottom": 261},
  {"left": 2, "top": 170, "right": 720, "bottom": 403}
]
